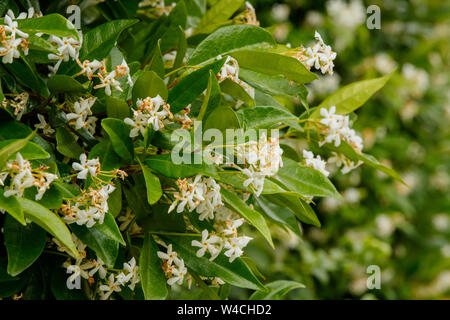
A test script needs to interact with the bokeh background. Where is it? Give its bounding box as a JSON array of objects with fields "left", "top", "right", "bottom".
[{"left": 176, "top": 0, "right": 449, "bottom": 300}]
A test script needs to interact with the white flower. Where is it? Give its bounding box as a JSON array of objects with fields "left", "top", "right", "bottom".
[
  {"left": 319, "top": 106, "right": 363, "bottom": 152},
  {"left": 296, "top": 31, "right": 336, "bottom": 75},
  {"left": 3, "top": 13, "right": 29, "bottom": 39},
  {"left": 191, "top": 230, "right": 222, "bottom": 260},
  {"left": 76, "top": 59, "right": 103, "bottom": 80},
  {"left": 3, "top": 153, "right": 34, "bottom": 198},
  {"left": 99, "top": 274, "right": 122, "bottom": 300},
  {"left": 303, "top": 150, "right": 330, "bottom": 177},
  {"left": 86, "top": 257, "right": 107, "bottom": 279},
  {"left": 167, "top": 259, "right": 187, "bottom": 286},
  {"left": 72, "top": 153, "right": 100, "bottom": 179},
  {"left": 47, "top": 34, "right": 81, "bottom": 73},
  {"left": 326, "top": 0, "right": 365, "bottom": 30},
  {"left": 157, "top": 244, "right": 179, "bottom": 266},
  {"left": 35, "top": 172, "right": 58, "bottom": 200},
  {"left": 0, "top": 38, "right": 22, "bottom": 64},
  {"left": 224, "top": 236, "right": 252, "bottom": 262},
  {"left": 66, "top": 97, "right": 96, "bottom": 130},
  {"left": 123, "top": 257, "right": 140, "bottom": 290},
  {"left": 222, "top": 218, "right": 245, "bottom": 237},
  {"left": 35, "top": 114, "right": 55, "bottom": 135}
]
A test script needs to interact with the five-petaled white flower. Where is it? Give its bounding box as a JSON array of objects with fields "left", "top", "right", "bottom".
[{"left": 72, "top": 153, "right": 100, "bottom": 179}]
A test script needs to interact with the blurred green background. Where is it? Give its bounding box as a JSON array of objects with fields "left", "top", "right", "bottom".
[{"left": 175, "top": 0, "right": 450, "bottom": 300}]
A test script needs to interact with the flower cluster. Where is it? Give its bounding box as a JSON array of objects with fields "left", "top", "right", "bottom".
[
  {"left": 124, "top": 95, "right": 173, "bottom": 136},
  {"left": 62, "top": 184, "right": 115, "bottom": 227},
  {"left": 1, "top": 92, "right": 29, "bottom": 120},
  {"left": 66, "top": 97, "right": 97, "bottom": 133},
  {"left": 35, "top": 114, "right": 55, "bottom": 135},
  {"left": 48, "top": 34, "right": 82, "bottom": 74},
  {"left": 92, "top": 59, "right": 133, "bottom": 96},
  {"left": 303, "top": 150, "right": 330, "bottom": 177},
  {"left": 192, "top": 207, "right": 253, "bottom": 263},
  {"left": 319, "top": 106, "right": 363, "bottom": 152},
  {"left": 218, "top": 56, "right": 255, "bottom": 99},
  {"left": 0, "top": 10, "right": 32, "bottom": 64},
  {"left": 157, "top": 244, "right": 188, "bottom": 287},
  {"left": 0, "top": 153, "right": 57, "bottom": 201},
  {"left": 296, "top": 31, "right": 336, "bottom": 75},
  {"left": 235, "top": 133, "right": 283, "bottom": 196},
  {"left": 98, "top": 258, "right": 140, "bottom": 299},
  {"left": 169, "top": 175, "right": 223, "bottom": 221}
]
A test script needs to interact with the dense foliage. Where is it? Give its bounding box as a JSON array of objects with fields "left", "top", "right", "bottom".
[{"left": 0, "top": 0, "right": 428, "bottom": 301}]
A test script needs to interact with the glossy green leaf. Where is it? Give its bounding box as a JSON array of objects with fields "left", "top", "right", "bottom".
[
  {"left": 4, "top": 215, "right": 46, "bottom": 276},
  {"left": 17, "top": 14, "right": 80, "bottom": 40},
  {"left": 168, "top": 58, "right": 225, "bottom": 114},
  {"left": 101, "top": 118, "right": 134, "bottom": 162},
  {"left": 106, "top": 96, "right": 131, "bottom": 120},
  {"left": 277, "top": 157, "right": 341, "bottom": 199},
  {"left": 311, "top": 73, "right": 393, "bottom": 117},
  {"left": 79, "top": 19, "right": 138, "bottom": 61},
  {"left": 70, "top": 224, "right": 119, "bottom": 268},
  {"left": 0, "top": 131, "right": 34, "bottom": 170},
  {"left": 204, "top": 105, "right": 240, "bottom": 133},
  {"left": 18, "top": 198, "right": 78, "bottom": 258},
  {"left": 221, "top": 187, "right": 274, "bottom": 248},
  {"left": 220, "top": 78, "right": 254, "bottom": 107},
  {"left": 132, "top": 70, "right": 168, "bottom": 105},
  {"left": 237, "top": 106, "right": 297, "bottom": 129},
  {"left": 141, "top": 164, "right": 163, "bottom": 205},
  {"left": 195, "top": 0, "right": 244, "bottom": 32},
  {"left": 197, "top": 70, "right": 221, "bottom": 121},
  {"left": 89, "top": 138, "right": 122, "bottom": 171},
  {"left": 144, "top": 153, "right": 217, "bottom": 179},
  {"left": 230, "top": 50, "right": 318, "bottom": 84},
  {"left": 47, "top": 75, "right": 86, "bottom": 94},
  {"left": 249, "top": 280, "right": 305, "bottom": 300},
  {"left": 55, "top": 127, "right": 82, "bottom": 159},
  {"left": 94, "top": 212, "right": 125, "bottom": 246},
  {"left": 188, "top": 24, "right": 275, "bottom": 65},
  {"left": 139, "top": 233, "right": 168, "bottom": 300},
  {"left": 0, "top": 188, "right": 25, "bottom": 225},
  {"left": 0, "top": 140, "right": 49, "bottom": 161}
]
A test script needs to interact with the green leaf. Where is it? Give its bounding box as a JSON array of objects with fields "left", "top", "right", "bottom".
[
  {"left": 107, "top": 183, "right": 122, "bottom": 218},
  {"left": 237, "top": 106, "right": 297, "bottom": 129},
  {"left": 79, "top": 19, "right": 138, "bottom": 61},
  {"left": 277, "top": 157, "right": 341, "bottom": 199},
  {"left": 94, "top": 212, "right": 125, "bottom": 246},
  {"left": 55, "top": 127, "right": 82, "bottom": 159},
  {"left": 230, "top": 50, "right": 318, "bottom": 84},
  {"left": 47, "top": 75, "right": 86, "bottom": 94},
  {"left": 159, "top": 235, "right": 264, "bottom": 290},
  {"left": 0, "top": 131, "right": 34, "bottom": 170},
  {"left": 89, "top": 138, "right": 122, "bottom": 171},
  {"left": 18, "top": 198, "right": 78, "bottom": 258},
  {"left": 53, "top": 182, "right": 81, "bottom": 199},
  {"left": 71, "top": 224, "right": 119, "bottom": 268},
  {"left": 254, "top": 196, "right": 301, "bottom": 237},
  {"left": 220, "top": 78, "right": 254, "bottom": 107},
  {"left": 168, "top": 58, "right": 226, "bottom": 114},
  {"left": 240, "top": 68, "right": 307, "bottom": 98},
  {"left": 221, "top": 187, "right": 274, "bottom": 248},
  {"left": 5, "top": 57, "right": 49, "bottom": 97},
  {"left": 311, "top": 73, "right": 393, "bottom": 117},
  {"left": 17, "top": 14, "right": 80, "bottom": 40},
  {"left": 28, "top": 34, "right": 58, "bottom": 53},
  {"left": 106, "top": 96, "right": 131, "bottom": 120},
  {"left": 197, "top": 70, "right": 221, "bottom": 121},
  {"left": 0, "top": 140, "right": 49, "bottom": 161},
  {"left": 24, "top": 185, "right": 63, "bottom": 210},
  {"left": 141, "top": 164, "right": 163, "bottom": 205},
  {"left": 4, "top": 215, "right": 46, "bottom": 277},
  {"left": 139, "top": 233, "right": 168, "bottom": 300},
  {"left": 195, "top": 0, "right": 244, "bottom": 32},
  {"left": 188, "top": 24, "right": 275, "bottom": 65},
  {"left": 145, "top": 153, "right": 217, "bottom": 179},
  {"left": 204, "top": 105, "right": 240, "bottom": 133},
  {"left": 249, "top": 280, "right": 305, "bottom": 300},
  {"left": 147, "top": 40, "right": 165, "bottom": 79},
  {"left": 264, "top": 193, "right": 320, "bottom": 227},
  {"left": 0, "top": 188, "right": 25, "bottom": 225},
  {"left": 101, "top": 118, "right": 134, "bottom": 162},
  {"left": 132, "top": 71, "right": 168, "bottom": 104}
]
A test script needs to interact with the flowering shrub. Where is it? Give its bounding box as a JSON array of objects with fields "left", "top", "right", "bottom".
[{"left": 0, "top": 0, "right": 402, "bottom": 300}]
